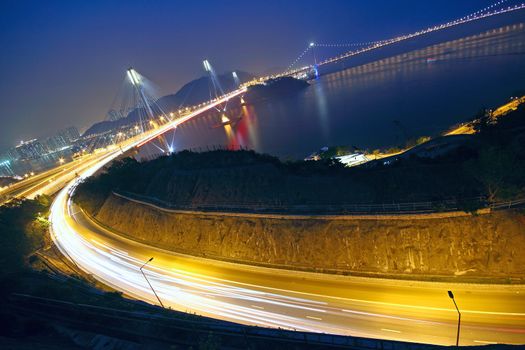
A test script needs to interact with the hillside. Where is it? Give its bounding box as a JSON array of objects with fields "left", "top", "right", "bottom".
[
  {"left": 74, "top": 102, "right": 524, "bottom": 217},
  {"left": 244, "top": 77, "right": 309, "bottom": 104},
  {"left": 76, "top": 101, "right": 525, "bottom": 215}
]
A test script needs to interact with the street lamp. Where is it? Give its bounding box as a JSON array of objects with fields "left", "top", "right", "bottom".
[
  {"left": 448, "top": 290, "right": 461, "bottom": 347},
  {"left": 140, "top": 257, "right": 165, "bottom": 308}
]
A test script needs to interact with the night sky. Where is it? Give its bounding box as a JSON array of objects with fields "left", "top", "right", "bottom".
[{"left": 0, "top": 0, "right": 501, "bottom": 152}]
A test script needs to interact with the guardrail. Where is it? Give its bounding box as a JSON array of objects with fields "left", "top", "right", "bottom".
[
  {"left": 9, "top": 293, "right": 443, "bottom": 349},
  {"left": 114, "top": 191, "right": 525, "bottom": 215}
]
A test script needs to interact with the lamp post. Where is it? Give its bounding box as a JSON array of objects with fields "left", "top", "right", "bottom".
[
  {"left": 448, "top": 290, "right": 461, "bottom": 347},
  {"left": 140, "top": 257, "right": 165, "bottom": 308}
]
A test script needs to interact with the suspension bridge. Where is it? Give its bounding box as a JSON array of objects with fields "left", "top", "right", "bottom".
[{"left": 267, "top": 0, "right": 525, "bottom": 81}]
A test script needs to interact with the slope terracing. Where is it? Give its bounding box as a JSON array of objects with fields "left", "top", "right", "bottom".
[{"left": 92, "top": 192, "right": 525, "bottom": 283}]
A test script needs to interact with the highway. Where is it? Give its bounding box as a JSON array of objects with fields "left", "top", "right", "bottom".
[
  {"left": 46, "top": 85, "right": 525, "bottom": 346},
  {"left": 1, "top": 87, "right": 246, "bottom": 205},
  {"left": 1, "top": 83, "right": 520, "bottom": 346},
  {"left": 50, "top": 186, "right": 525, "bottom": 346},
  {"left": 2, "top": 2, "right": 521, "bottom": 345},
  {"left": 0, "top": 154, "right": 105, "bottom": 205}
]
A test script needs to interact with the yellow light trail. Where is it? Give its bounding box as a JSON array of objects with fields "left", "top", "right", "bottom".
[{"left": 46, "top": 85, "right": 525, "bottom": 345}]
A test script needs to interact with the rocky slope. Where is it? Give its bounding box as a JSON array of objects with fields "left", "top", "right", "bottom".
[{"left": 94, "top": 193, "right": 525, "bottom": 281}]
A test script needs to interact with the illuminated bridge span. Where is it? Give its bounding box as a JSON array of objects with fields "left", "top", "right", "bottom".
[{"left": 267, "top": 0, "right": 525, "bottom": 81}]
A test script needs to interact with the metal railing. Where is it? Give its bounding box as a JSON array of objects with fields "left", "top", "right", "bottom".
[
  {"left": 114, "top": 191, "right": 525, "bottom": 215},
  {"left": 8, "top": 293, "right": 442, "bottom": 349}
]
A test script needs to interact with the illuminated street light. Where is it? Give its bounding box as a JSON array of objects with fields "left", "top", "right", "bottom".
[
  {"left": 448, "top": 291, "right": 461, "bottom": 347},
  {"left": 139, "top": 257, "right": 165, "bottom": 308},
  {"left": 59, "top": 158, "right": 65, "bottom": 164}
]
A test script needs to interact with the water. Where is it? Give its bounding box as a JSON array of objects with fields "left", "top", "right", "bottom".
[{"left": 148, "top": 21, "right": 525, "bottom": 160}]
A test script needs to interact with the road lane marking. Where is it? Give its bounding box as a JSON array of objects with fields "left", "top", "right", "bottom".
[
  {"left": 306, "top": 316, "right": 322, "bottom": 321},
  {"left": 251, "top": 305, "right": 265, "bottom": 310},
  {"left": 92, "top": 233, "right": 525, "bottom": 317},
  {"left": 381, "top": 328, "right": 401, "bottom": 333},
  {"left": 342, "top": 308, "right": 440, "bottom": 325},
  {"left": 474, "top": 340, "right": 497, "bottom": 344},
  {"left": 66, "top": 190, "right": 525, "bottom": 320}
]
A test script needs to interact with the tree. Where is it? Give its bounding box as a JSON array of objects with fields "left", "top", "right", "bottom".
[{"left": 465, "top": 147, "right": 521, "bottom": 202}]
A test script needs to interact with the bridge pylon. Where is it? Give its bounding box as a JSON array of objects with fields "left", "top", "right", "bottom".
[{"left": 127, "top": 67, "right": 156, "bottom": 131}]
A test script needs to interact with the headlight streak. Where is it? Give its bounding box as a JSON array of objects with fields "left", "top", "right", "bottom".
[
  {"left": 47, "top": 86, "right": 525, "bottom": 346},
  {"left": 51, "top": 190, "right": 525, "bottom": 345}
]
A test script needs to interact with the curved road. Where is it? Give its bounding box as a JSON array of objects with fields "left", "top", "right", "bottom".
[
  {"left": 49, "top": 163, "right": 525, "bottom": 346},
  {"left": 42, "top": 85, "right": 524, "bottom": 346}
]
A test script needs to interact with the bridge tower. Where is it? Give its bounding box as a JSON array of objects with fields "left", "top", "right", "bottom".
[
  {"left": 127, "top": 67, "right": 155, "bottom": 131},
  {"left": 309, "top": 42, "right": 319, "bottom": 78},
  {"left": 203, "top": 59, "right": 225, "bottom": 98},
  {"left": 232, "top": 71, "right": 240, "bottom": 87},
  {"left": 204, "top": 59, "right": 228, "bottom": 112}
]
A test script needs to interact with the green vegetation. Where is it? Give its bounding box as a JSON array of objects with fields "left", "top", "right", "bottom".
[
  {"left": 464, "top": 107, "right": 525, "bottom": 202},
  {"left": 318, "top": 145, "right": 357, "bottom": 159},
  {"left": 0, "top": 196, "right": 50, "bottom": 278},
  {"left": 244, "top": 77, "right": 309, "bottom": 103}
]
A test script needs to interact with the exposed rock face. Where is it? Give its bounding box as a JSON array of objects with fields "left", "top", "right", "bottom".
[{"left": 95, "top": 193, "right": 525, "bottom": 280}]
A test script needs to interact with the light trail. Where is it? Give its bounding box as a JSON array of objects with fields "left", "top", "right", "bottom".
[
  {"left": 49, "top": 190, "right": 525, "bottom": 345},
  {"left": 47, "top": 85, "right": 525, "bottom": 345},
  {"left": 134, "top": 87, "right": 246, "bottom": 149},
  {"left": 36, "top": 5, "right": 525, "bottom": 345},
  {"left": 1, "top": 87, "right": 246, "bottom": 204}
]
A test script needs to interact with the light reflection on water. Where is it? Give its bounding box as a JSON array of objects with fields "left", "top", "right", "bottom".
[{"left": 143, "top": 23, "right": 525, "bottom": 160}]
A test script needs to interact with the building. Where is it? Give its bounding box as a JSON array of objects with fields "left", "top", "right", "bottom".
[
  {"left": 43, "top": 134, "right": 69, "bottom": 152},
  {"left": 1, "top": 148, "right": 19, "bottom": 162},
  {"left": 58, "top": 126, "right": 80, "bottom": 144},
  {"left": 15, "top": 139, "right": 47, "bottom": 160}
]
